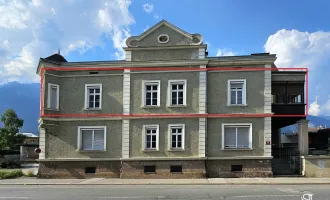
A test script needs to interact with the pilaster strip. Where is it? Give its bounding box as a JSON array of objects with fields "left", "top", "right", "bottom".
[
  {"left": 264, "top": 64, "right": 272, "bottom": 114},
  {"left": 122, "top": 120, "right": 130, "bottom": 158},
  {"left": 125, "top": 51, "right": 132, "bottom": 61},
  {"left": 39, "top": 128, "right": 46, "bottom": 159},
  {"left": 198, "top": 48, "right": 205, "bottom": 59},
  {"left": 123, "top": 69, "right": 131, "bottom": 115},
  {"left": 264, "top": 64, "right": 272, "bottom": 156},
  {"left": 199, "top": 64, "right": 207, "bottom": 157},
  {"left": 264, "top": 117, "right": 272, "bottom": 156},
  {"left": 122, "top": 68, "right": 131, "bottom": 158}
]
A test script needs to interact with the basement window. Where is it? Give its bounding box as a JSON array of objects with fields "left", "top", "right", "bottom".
[
  {"left": 231, "top": 165, "right": 243, "bottom": 172},
  {"left": 85, "top": 167, "right": 96, "bottom": 174},
  {"left": 170, "top": 165, "right": 183, "bottom": 173},
  {"left": 144, "top": 165, "right": 156, "bottom": 174}
]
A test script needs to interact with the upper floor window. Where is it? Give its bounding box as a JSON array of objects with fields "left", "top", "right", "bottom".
[
  {"left": 85, "top": 84, "right": 102, "bottom": 109},
  {"left": 168, "top": 124, "right": 185, "bottom": 150},
  {"left": 228, "top": 79, "right": 246, "bottom": 106},
  {"left": 142, "top": 81, "right": 160, "bottom": 107},
  {"left": 77, "top": 126, "right": 106, "bottom": 151},
  {"left": 47, "top": 83, "right": 59, "bottom": 110},
  {"left": 143, "top": 125, "right": 159, "bottom": 150},
  {"left": 168, "top": 80, "right": 187, "bottom": 106},
  {"left": 222, "top": 123, "right": 252, "bottom": 149}
]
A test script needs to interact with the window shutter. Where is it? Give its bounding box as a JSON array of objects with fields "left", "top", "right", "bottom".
[
  {"left": 82, "top": 130, "right": 93, "bottom": 150},
  {"left": 224, "top": 127, "right": 236, "bottom": 148},
  {"left": 93, "top": 130, "right": 105, "bottom": 150},
  {"left": 237, "top": 127, "right": 250, "bottom": 148}
]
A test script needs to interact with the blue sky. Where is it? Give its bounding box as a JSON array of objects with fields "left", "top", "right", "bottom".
[{"left": 0, "top": 0, "right": 330, "bottom": 115}]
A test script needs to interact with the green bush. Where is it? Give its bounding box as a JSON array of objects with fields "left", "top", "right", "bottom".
[{"left": 0, "top": 169, "right": 24, "bottom": 179}]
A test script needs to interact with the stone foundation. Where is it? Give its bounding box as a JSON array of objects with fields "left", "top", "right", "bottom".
[
  {"left": 38, "top": 161, "right": 121, "bottom": 178},
  {"left": 206, "top": 159, "right": 273, "bottom": 178},
  {"left": 121, "top": 160, "right": 206, "bottom": 179}
]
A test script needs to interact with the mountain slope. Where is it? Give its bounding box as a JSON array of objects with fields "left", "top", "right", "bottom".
[
  {"left": 0, "top": 82, "right": 40, "bottom": 134},
  {"left": 281, "top": 115, "right": 330, "bottom": 133}
]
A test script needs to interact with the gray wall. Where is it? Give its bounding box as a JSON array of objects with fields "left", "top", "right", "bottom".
[
  {"left": 44, "top": 72, "right": 123, "bottom": 115},
  {"left": 130, "top": 71, "right": 200, "bottom": 114},
  {"left": 44, "top": 120, "right": 122, "bottom": 158},
  {"left": 207, "top": 69, "right": 265, "bottom": 114},
  {"left": 207, "top": 118, "right": 265, "bottom": 157},
  {"left": 129, "top": 118, "right": 199, "bottom": 158}
]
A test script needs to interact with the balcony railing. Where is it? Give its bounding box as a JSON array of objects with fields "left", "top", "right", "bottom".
[{"left": 272, "top": 94, "right": 303, "bottom": 104}]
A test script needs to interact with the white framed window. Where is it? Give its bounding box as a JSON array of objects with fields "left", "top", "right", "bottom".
[
  {"left": 142, "top": 80, "right": 160, "bottom": 107},
  {"left": 85, "top": 84, "right": 102, "bottom": 109},
  {"left": 222, "top": 123, "right": 252, "bottom": 149},
  {"left": 168, "top": 124, "right": 185, "bottom": 150},
  {"left": 227, "top": 79, "right": 246, "bottom": 106},
  {"left": 168, "top": 80, "right": 187, "bottom": 106},
  {"left": 77, "top": 126, "right": 106, "bottom": 151},
  {"left": 47, "top": 83, "right": 59, "bottom": 110},
  {"left": 142, "top": 125, "right": 159, "bottom": 150}
]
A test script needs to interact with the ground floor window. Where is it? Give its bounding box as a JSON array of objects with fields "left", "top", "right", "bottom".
[
  {"left": 222, "top": 123, "right": 252, "bottom": 149},
  {"left": 77, "top": 126, "right": 106, "bottom": 151},
  {"left": 143, "top": 125, "right": 159, "bottom": 150}
]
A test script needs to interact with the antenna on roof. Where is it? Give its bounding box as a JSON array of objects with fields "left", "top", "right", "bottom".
[{"left": 58, "top": 48, "right": 61, "bottom": 55}]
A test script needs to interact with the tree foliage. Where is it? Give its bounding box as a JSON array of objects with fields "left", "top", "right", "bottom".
[{"left": 0, "top": 109, "right": 25, "bottom": 150}]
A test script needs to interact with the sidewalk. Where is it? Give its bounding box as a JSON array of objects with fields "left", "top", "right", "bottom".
[{"left": 1, "top": 178, "right": 330, "bottom": 185}]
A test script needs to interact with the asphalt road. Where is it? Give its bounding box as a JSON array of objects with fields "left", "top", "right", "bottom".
[{"left": 0, "top": 185, "right": 328, "bottom": 200}]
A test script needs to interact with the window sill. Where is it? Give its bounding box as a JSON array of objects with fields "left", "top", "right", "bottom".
[
  {"left": 142, "top": 149, "right": 159, "bottom": 152},
  {"left": 167, "top": 105, "right": 187, "bottom": 108},
  {"left": 84, "top": 108, "right": 102, "bottom": 111},
  {"left": 227, "top": 104, "right": 248, "bottom": 107},
  {"left": 141, "top": 106, "right": 160, "bottom": 109},
  {"left": 222, "top": 148, "right": 253, "bottom": 151},
  {"left": 168, "top": 149, "right": 185, "bottom": 152},
  {"left": 77, "top": 150, "right": 107, "bottom": 152},
  {"left": 44, "top": 108, "right": 60, "bottom": 111}
]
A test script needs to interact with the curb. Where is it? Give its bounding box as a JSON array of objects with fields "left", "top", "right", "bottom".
[{"left": 1, "top": 182, "right": 330, "bottom": 185}]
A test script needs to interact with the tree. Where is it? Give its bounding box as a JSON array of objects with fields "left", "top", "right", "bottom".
[{"left": 0, "top": 109, "right": 25, "bottom": 150}]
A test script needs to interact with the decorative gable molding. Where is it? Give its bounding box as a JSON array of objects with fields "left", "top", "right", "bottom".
[{"left": 125, "top": 20, "right": 203, "bottom": 47}]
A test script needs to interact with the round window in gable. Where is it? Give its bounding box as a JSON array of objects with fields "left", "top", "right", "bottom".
[{"left": 157, "top": 34, "right": 169, "bottom": 44}]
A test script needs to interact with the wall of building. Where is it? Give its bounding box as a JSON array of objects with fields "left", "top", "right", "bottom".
[
  {"left": 43, "top": 120, "right": 122, "bottom": 159},
  {"left": 207, "top": 118, "right": 265, "bottom": 157},
  {"left": 303, "top": 156, "right": 330, "bottom": 177},
  {"left": 44, "top": 71, "right": 124, "bottom": 115},
  {"left": 207, "top": 69, "right": 265, "bottom": 114},
  {"left": 130, "top": 70, "right": 200, "bottom": 114},
  {"left": 129, "top": 118, "right": 199, "bottom": 158}
]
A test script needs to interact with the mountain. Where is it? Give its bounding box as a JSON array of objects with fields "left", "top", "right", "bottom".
[
  {"left": 281, "top": 115, "right": 330, "bottom": 133},
  {"left": 0, "top": 82, "right": 40, "bottom": 134}
]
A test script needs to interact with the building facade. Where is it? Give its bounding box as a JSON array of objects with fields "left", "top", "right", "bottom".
[{"left": 36, "top": 20, "right": 307, "bottom": 178}]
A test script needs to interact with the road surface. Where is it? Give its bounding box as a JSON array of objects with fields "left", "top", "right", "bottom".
[{"left": 0, "top": 185, "right": 327, "bottom": 199}]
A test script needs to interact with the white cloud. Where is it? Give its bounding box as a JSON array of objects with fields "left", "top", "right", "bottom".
[
  {"left": 309, "top": 96, "right": 321, "bottom": 116},
  {"left": 154, "top": 14, "right": 159, "bottom": 19},
  {"left": 264, "top": 29, "right": 330, "bottom": 70},
  {"left": 0, "top": 0, "right": 135, "bottom": 84},
  {"left": 265, "top": 29, "right": 330, "bottom": 116},
  {"left": 143, "top": 3, "right": 153, "bottom": 13},
  {"left": 216, "top": 48, "right": 235, "bottom": 56}
]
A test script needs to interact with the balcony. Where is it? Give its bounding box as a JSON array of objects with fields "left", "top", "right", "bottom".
[{"left": 272, "top": 94, "right": 306, "bottom": 115}]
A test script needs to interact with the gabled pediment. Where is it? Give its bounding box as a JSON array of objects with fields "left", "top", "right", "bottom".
[{"left": 125, "top": 20, "right": 203, "bottom": 47}]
